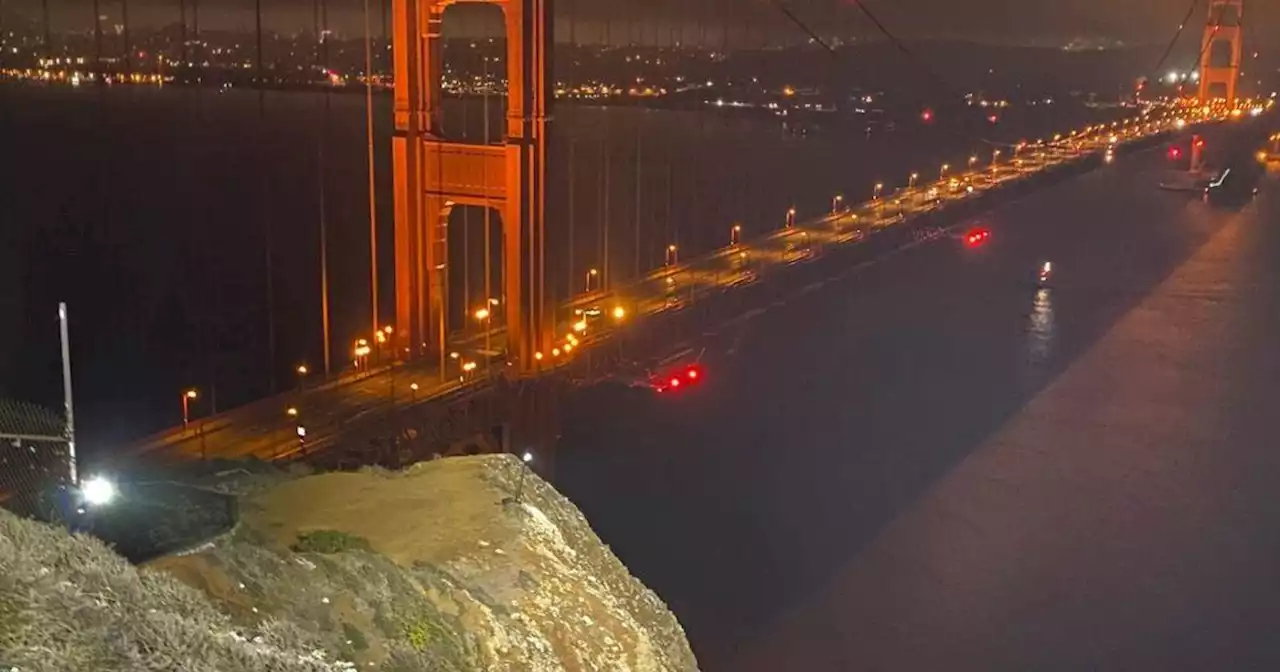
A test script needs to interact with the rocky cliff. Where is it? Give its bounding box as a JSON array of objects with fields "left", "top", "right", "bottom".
[{"left": 0, "top": 455, "right": 699, "bottom": 672}]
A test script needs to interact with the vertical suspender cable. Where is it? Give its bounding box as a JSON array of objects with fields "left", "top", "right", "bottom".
[
  {"left": 462, "top": 93, "right": 471, "bottom": 336},
  {"left": 192, "top": 0, "right": 200, "bottom": 75},
  {"left": 121, "top": 0, "right": 131, "bottom": 75},
  {"left": 567, "top": 0, "right": 575, "bottom": 297},
  {"left": 178, "top": 0, "right": 187, "bottom": 72},
  {"left": 633, "top": 123, "right": 642, "bottom": 278},
  {"left": 41, "top": 0, "right": 51, "bottom": 60},
  {"left": 364, "top": 0, "right": 380, "bottom": 343},
  {"left": 92, "top": 0, "right": 102, "bottom": 78},
  {"left": 484, "top": 49, "right": 493, "bottom": 363},
  {"left": 256, "top": 0, "right": 277, "bottom": 391},
  {"left": 316, "top": 0, "right": 332, "bottom": 375}
]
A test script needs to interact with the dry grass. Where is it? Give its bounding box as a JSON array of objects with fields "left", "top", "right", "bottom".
[{"left": 0, "top": 509, "right": 356, "bottom": 671}]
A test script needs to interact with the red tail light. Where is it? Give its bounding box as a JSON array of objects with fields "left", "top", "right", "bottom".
[
  {"left": 1169, "top": 146, "right": 1183, "bottom": 160},
  {"left": 964, "top": 227, "right": 991, "bottom": 247}
]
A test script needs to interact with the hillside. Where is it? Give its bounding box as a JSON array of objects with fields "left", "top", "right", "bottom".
[{"left": 0, "top": 454, "right": 699, "bottom": 671}]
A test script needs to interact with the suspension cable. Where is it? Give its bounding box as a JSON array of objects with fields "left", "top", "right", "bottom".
[
  {"left": 1153, "top": 0, "right": 1204, "bottom": 76},
  {"left": 768, "top": 0, "right": 1008, "bottom": 147}
]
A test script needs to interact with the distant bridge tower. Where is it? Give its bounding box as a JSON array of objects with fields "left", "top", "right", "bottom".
[
  {"left": 1198, "top": 0, "right": 1244, "bottom": 105},
  {"left": 392, "top": 0, "right": 553, "bottom": 375}
]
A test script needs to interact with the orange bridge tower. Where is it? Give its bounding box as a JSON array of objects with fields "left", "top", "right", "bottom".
[
  {"left": 1198, "top": 0, "right": 1244, "bottom": 105},
  {"left": 392, "top": 0, "right": 553, "bottom": 375}
]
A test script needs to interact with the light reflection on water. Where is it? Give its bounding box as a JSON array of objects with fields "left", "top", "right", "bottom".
[{"left": 1026, "top": 287, "right": 1055, "bottom": 366}]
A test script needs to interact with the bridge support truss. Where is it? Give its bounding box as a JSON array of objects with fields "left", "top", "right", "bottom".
[
  {"left": 1198, "top": 0, "right": 1244, "bottom": 105},
  {"left": 392, "top": 0, "right": 553, "bottom": 376}
]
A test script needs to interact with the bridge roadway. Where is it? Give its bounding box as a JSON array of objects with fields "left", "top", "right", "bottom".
[
  {"left": 553, "top": 113, "right": 1280, "bottom": 670},
  {"left": 127, "top": 103, "right": 1216, "bottom": 464}
]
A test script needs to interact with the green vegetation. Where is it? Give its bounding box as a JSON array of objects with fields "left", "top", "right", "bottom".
[{"left": 291, "top": 529, "right": 372, "bottom": 554}]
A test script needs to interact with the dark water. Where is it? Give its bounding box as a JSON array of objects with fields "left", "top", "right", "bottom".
[
  {"left": 0, "top": 82, "right": 1118, "bottom": 449},
  {"left": 553, "top": 122, "right": 1280, "bottom": 669}
]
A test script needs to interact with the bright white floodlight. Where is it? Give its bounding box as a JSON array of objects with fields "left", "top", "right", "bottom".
[{"left": 81, "top": 476, "right": 117, "bottom": 507}]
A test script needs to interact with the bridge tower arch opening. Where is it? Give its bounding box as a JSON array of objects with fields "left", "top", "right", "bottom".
[
  {"left": 392, "top": 0, "right": 553, "bottom": 376},
  {"left": 1198, "top": 0, "right": 1244, "bottom": 105}
]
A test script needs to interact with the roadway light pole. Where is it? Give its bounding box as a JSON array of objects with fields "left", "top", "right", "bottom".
[
  {"left": 41, "top": 0, "right": 51, "bottom": 61},
  {"left": 908, "top": 172, "right": 918, "bottom": 189},
  {"left": 585, "top": 267, "right": 598, "bottom": 293},
  {"left": 58, "top": 303, "right": 78, "bottom": 485},
  {"left": 514, "top": 450, "right": 534, "bottom": 503},
  {"left": 666, "top": 244, "right": 678, "bottom": 266},
  {"left": 785, "top": 207, "right": 796, "bottom": 229},
  {"left": 181, "top": 389, "right": 198, "bottom": 429},
  {"left": 939, "top": 164, "right": 950, "bottom": 180},
  {"left": 873, "top": 182, "right": 883, "bottom": 201},
  {"left": 831, "top": 194, "right": 843, "bottom": 214},
  {"left": 730, "top": 224, "right": 742, "bottom": 246},
  {"left": 474, "top": 306, "right": 492, "bottom": 364}
]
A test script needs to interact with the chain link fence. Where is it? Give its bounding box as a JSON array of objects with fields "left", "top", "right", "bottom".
[{"left": 0, "top": 398, "right": 72, "bottom": 518}]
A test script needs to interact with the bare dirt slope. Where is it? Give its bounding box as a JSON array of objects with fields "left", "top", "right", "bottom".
[{"left": 150, "top": 454, "right": 699, "bottom": 671}]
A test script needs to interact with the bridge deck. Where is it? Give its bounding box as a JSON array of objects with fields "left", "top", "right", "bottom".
[{"left": 126, "top": 104, "right": 1219, "bottom": 465}]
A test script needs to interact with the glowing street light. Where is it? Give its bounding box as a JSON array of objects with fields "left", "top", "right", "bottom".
[
  {"left": 286, "top": 406, "right": 298, "bottom": 417},
  {"left": 474, "top": 307, "right": 491, "bottom": 321},
  {"left": 873, "top": 182, "right": 884, "bottom": 201},
  {"left": 514, "top": 450, "right": 535, "bottom": 502},
  {"left": 785, "top": 207, "right": 796, "bottom": 228},
  {"left": 585, "top": 268, "right": 599, "bottom": 293},
  {"left": 939, "top": 163, "right": 950, "bottom": 180},
  {"left": 353, "top": 338, "right": 372, "bottom": 370},
  {"left": 908, "top": 172, "right": 919, "bottom": 188},
  {"left": 730, "top": 224, "right": 742, "bottom": 246},
  {"left": 295, "top": 363, "right": 310, "bottom": 392},
  {"left": 666, "top": 244, "right": 679, "bottom": 266},
  {"left": 181, "top": 388, "right": 198, "bottom": 428},
  {"left": 831, "top": 194, "right": 844, "bottom": 213},
  {"left": 968, "top": 155, "right": 978, "bottom": 169},
  {"left": 409, "top": 382, "right": 419, "bottom": 401}
]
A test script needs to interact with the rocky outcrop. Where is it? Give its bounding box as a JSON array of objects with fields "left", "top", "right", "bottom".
[{"left": 149, "top": 455, "right": 699, "bottom": 671}]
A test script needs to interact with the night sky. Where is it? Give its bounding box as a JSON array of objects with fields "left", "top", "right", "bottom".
[{"left": 11, "top": 0, "right": 1280, "bottom": 45}]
